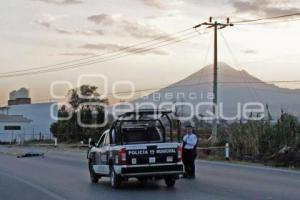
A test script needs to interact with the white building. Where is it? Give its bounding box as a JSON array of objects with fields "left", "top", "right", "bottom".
[
  {"left": 0, "top": 114, "right": 32, "bottom": 143},
  {"left": 0, "top": 102, "right": 57, "bottom": 142}
]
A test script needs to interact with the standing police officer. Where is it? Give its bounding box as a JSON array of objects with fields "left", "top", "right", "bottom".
[{"left": 182, "top": 124, "right": 198, "bottom": 178}]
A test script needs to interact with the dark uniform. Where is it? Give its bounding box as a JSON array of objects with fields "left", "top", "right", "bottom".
[{"left": 182, "top": 130, "right": 198, "bottom": 178}]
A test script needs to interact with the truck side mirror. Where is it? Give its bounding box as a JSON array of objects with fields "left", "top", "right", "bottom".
[{"left": 89, "top": 141, "right": 96, "bottom": 147}]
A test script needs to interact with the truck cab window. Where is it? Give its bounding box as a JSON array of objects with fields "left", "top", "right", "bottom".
[
  {"left": 103, "top": 133, "right": 110, "bottom": 146},
  {"left": 122, "top": 126, "right": 163, "bottom": 144},
  {"left": 97, "top": 133, "right": 106, "bottom": 147}
]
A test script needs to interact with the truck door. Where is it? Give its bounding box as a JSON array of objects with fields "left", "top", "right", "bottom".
[
  {"left": 99, "top": 133, "right": 110, "bottom": 175},
  {"left": 92, "top": 132, "right": 109, "bottom": 175}
]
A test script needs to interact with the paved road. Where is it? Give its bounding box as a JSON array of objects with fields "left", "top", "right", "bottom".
[{"left": 0, "top": 148, "right": 299, "bottom": 200}]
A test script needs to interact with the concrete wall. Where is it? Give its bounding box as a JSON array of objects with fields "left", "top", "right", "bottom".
[
  {"left": 7, "top": 102, "right": 57, "bottom": 140},
  {"left": 0, "top": 122, "right": 30, "bottom": 142}
]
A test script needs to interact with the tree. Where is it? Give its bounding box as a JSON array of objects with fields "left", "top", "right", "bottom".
[{"left": 51, "top": 85, "right": 110, "bottom": 142}]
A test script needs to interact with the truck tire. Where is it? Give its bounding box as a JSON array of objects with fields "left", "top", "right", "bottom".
[
  {"left": 164, "top": 177, "right": 176, "bottom": 188},
  {"left": 89, "top": 160, "right": 100, "bottom": 183},
  {"left": 110, "top": 167, "right": 121, "bottom": 189}
]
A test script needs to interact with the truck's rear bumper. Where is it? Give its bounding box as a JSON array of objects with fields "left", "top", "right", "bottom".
[{"left": 114, "top": 163, "right": 184, "bottom": 177}]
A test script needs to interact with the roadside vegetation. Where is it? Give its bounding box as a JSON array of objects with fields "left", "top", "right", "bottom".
[
  {"left": 50, "top": 85, "right": 110, "bottom": 143},
  {"left": 193, "top": 106, "right": 300, "bottom": 168}
]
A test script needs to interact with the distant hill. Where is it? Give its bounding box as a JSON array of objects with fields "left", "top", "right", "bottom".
[{"left": 135, "top": 62, "right": 300, "bottom": 119}]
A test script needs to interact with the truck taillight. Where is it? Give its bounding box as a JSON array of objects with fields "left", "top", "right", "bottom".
[
  {"left": 118, "top": 148, "right": 127, "bottom": 165},
  {"left": 177, "top": 145, "right": 182, "bottom": 162}
]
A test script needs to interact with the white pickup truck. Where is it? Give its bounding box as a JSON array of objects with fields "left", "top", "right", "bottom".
[{"left": 87, "top": 109, "right": 184, "bottom": 188}]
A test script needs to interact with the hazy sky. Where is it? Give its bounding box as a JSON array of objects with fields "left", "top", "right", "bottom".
[{"left": 0, "top": 0, "right": 300, "bottom": 105}]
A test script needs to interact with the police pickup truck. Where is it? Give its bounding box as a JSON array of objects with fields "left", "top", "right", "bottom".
[{"left": 87, "top": 110, "right": 184, "bottom": 188}]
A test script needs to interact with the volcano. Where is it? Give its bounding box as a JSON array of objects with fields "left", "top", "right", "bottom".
[{"left": 136, "top": 62, "right": 300, "bottom": 119}]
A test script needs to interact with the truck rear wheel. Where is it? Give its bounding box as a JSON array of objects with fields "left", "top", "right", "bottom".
[
  {"left": 110, "top": 167, "right": 121, "bottom": 189},
  {"left": 89, "top": 160, "right": 100, "bottom": 183},
  {"left": 164, "top": 177, "right": 176, "bottom": 188}
]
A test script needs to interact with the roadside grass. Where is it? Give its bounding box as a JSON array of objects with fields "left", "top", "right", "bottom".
[{"left": 199, "top": 155, "right": 300, "bottom": 171}]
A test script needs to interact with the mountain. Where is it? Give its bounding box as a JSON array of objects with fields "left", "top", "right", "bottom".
[{"left": 135, "top": 62, "right": 300, "bottom": 120}]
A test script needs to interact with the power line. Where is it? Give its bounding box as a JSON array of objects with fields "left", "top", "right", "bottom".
[
  {"left": 196, "top": 30, "right": 212, "bottom": 89},
  {"left": 0, "top": 30, "right": 208, "bottom": 79},
  {"left": 236, "top": 18, "right": 300, "bottom": 26},
  {"left": 219, "top": 30, "right": 261, "bottom": 102},
  {"left": 233, "top": 12, "right": 300, "bottom": 24},
  {"left": 0, "top": 32, "right": 201, "bottom": 78},
  {"left": 0, "top": 27, "right": 195, "bottom": 76}
]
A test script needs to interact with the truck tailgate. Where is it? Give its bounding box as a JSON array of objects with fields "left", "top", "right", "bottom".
[{"left": 125, "top": 143, "right": 181, "bottom": 165}]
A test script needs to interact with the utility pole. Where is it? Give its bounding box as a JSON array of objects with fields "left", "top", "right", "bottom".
[{"left": 194, "top": 17, "right": 233, "bottom": 143}]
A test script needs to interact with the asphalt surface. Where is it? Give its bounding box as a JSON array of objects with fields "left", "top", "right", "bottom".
[{"left": 0, "top": 147, "right": 300, "bottom": 200}]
